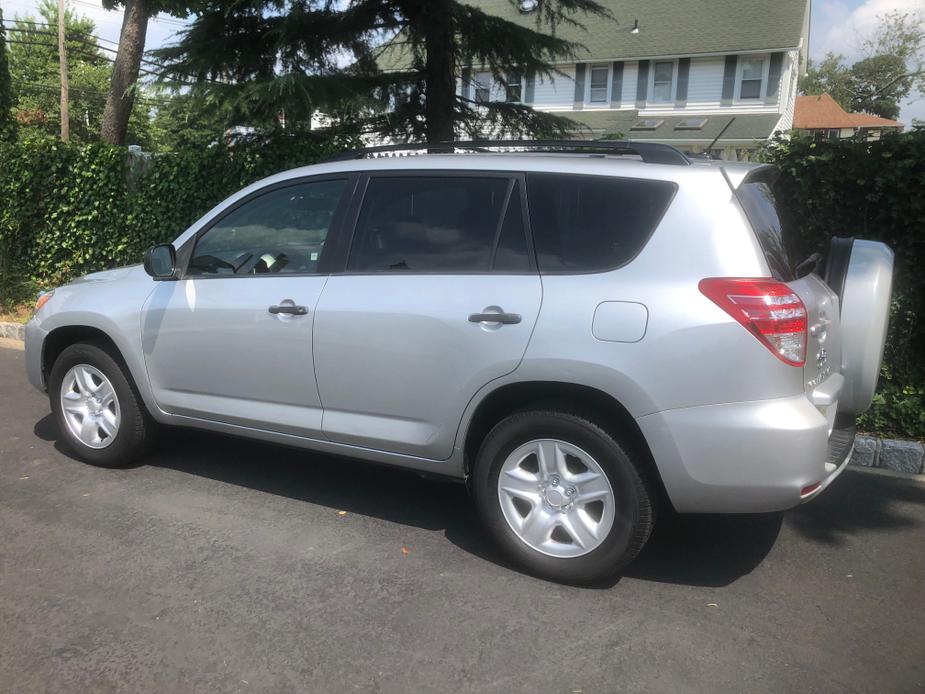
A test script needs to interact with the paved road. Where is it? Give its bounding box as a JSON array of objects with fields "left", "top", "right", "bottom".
[{"left": 1, "top": 344, "right": 923, "bottom": 693}]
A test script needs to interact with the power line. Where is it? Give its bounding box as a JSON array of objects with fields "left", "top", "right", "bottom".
[
  {"left": 69, "top": 0, "right": 188, "bottom": 28},
  {"left": 12, "top": 78, "right": 175, "bottom": 105},
  {"left": 2, "top": 22, "right": 223, "bottom": 85}
]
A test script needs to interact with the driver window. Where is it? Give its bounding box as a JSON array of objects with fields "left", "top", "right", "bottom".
[{"left": 188, "top": 179, "right": 347, "bottom": 276}]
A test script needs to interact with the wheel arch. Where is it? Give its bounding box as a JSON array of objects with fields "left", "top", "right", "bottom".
[
  {"left": 40, "top": 322, "right": 162, "bottom": 421},
  {"left": 461, "top": 380, "right": 673, "bottom": 510}
]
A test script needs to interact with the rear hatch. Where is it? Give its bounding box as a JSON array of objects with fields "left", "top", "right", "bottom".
[{"left": 733, "top": 166, "right": 843, "bottom": 431}]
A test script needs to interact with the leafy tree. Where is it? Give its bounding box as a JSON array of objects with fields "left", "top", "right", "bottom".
[
  {"left": 800, "top": 10, "right": 924, "bottom": 120},
  {"left": 100, "top": 0, "right": 195, "bottom": 145},
  {"left": 6, "top": 1, "right": 111, "bottom": 142},
  {"left": 0, "top": 6, "right": 15, "bottom": 141},
  {"left": 5, "top": 1, "right": 156, "bottom": 146},
  {"left": 146, "top": 87, "right": 232, "bottom": 150},
  {"left": 154, "top": 0, "right": 612, "bottom": 142}
]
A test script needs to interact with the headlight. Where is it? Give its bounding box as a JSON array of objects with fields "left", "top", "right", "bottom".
[{"left": 35, "top": 290, "right": 54, "bottom": 313}]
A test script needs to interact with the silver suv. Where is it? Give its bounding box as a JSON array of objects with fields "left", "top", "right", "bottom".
[{"left": 24, "top": 141, "right": 894, "bottom": 584}]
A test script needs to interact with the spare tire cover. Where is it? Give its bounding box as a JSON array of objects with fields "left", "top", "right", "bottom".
[{"left": 838, "top": 240, "right": 894, "bottom": 415}]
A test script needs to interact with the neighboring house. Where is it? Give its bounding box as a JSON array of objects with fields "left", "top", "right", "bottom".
[
  {"left": 792, "top": 94, "right": 903, "bottom": 140},
  {"left": 378, "top": 0, "right": 810, "bottom": 160}
]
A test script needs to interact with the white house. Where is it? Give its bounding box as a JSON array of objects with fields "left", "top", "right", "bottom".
[{"left": 453, "top": 0, "right": 811, "bottom": 160}]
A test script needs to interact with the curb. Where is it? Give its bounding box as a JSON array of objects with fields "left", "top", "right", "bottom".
[
  {"left": 0, "top": 321, "right": 25, "bottom": 341},
  {"left": 851, "top": 435, "right": 924, "bottom": 475},
  {"left": 0, "top": 317, "right": 921, "bottom": 473}
]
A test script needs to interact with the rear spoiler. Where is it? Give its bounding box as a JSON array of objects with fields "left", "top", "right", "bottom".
[{"left": 720, "top": 163, "right": 779, "bottom": 190}]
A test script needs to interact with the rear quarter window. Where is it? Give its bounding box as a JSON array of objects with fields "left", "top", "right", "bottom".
[
  {"left": 736, "top": 172, "right": 796, "bottom": 281},
  {"left": 526, "top": 173, "right": 676, "bottom": 273}
]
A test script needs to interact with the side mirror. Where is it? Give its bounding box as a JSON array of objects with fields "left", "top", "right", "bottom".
[{"left": 143, "top": 244, "right": 177, "bottom": 280}]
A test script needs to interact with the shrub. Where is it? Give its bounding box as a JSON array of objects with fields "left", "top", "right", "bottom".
[
  {"left": 760, "top": 130, "right": 925, "bottom": 439},
  {"left": 0, "top": 133, "right": 348, "bottom": 287}
]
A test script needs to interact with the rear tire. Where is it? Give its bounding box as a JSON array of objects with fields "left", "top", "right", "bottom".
[
  {"left": 49, "top": 341, "right": 155, "bottom": 468},
  {"left": 472, "top": 410, "right": 655, "bottom": 585}
]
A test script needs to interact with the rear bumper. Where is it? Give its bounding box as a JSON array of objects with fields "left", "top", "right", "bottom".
[{"left": 637, "top": 395, "right": 854, "bottom": 513}]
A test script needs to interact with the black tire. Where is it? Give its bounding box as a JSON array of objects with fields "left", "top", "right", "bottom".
[
  {"left": 472, "top": 410, "right": 655, "bottom": 585},
  {"left": 48, "top": 341, "right": 155, "bottom": 468}
]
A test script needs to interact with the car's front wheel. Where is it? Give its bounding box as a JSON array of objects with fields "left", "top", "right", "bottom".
[
  {"left": 49, "top": 341, "right": 154, "bottom": 467},
  {"left": 472, "top": 410, "right": 655, "bottom": 585}
]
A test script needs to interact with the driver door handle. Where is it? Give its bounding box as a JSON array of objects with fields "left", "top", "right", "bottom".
[
  {"left": 469, "top": 312, "right": 521, "bottom": 325},
  {"left": 269, "top": 304, "right": 308, "bottom": 316}
]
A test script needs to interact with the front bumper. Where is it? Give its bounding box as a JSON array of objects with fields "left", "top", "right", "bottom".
[
  {"left": 24, "top": 319, "right": 48, "bottom": 393},
  {"left": 637, "top": 394, "right": 854, "bottom": 514}
]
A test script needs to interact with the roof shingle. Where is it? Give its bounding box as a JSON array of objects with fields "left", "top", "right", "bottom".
[{"left": 793, "top": 94, "right": 902, "bottom": 130}]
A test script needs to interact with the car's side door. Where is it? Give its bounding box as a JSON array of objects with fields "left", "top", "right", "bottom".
[
  {"left": 312, "top": 171, "right": 542, "bottom": 460},
  {"left": 141, "top": 175, "right": 354, "bottom": 437}
]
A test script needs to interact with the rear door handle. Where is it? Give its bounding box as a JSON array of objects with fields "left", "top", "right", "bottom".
[
  {"left": 269, "top": 304, "right": 308, "bottom": 315},
  {"left": 469, "top": 312, "right": 521, "bottom": 325}
]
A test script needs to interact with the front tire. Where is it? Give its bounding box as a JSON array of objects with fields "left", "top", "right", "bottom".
[
  {"left": 49, "top": 341, "right": 154, "bottom": 468},
  {"left": 472, "top": 411, "right": 655, "bottom": 585}
]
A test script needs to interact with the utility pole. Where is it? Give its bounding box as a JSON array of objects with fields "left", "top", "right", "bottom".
[{"left": 57, "top": 0, "right": 69, "bottom": 141}]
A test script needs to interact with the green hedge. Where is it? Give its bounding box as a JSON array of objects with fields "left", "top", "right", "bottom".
[
  {"left": 0, "top": 134, "right": 347, "bottom": 288},
  {"left": 1, "top": 131, "right": 923, "bottom": 438},
  {"left": 760, "top": 130, "right": 925, "bottom": 439}
]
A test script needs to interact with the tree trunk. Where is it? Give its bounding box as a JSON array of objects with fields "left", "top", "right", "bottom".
[
  {"left": 101, "top": 0, "right": 150, "bottom": 145},
  {"left": 422, "top": 0, "right": 456, "bottom": 144}
]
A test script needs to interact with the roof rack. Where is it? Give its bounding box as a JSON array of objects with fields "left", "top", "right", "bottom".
[{"left": 326, "top": 139, "right": 691, "bottom": 166}]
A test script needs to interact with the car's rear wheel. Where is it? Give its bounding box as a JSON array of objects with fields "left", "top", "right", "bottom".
[
  {"left": 49, "top": 342, "right": 154, "bottom": 467},
  {"left": 472, "top": 410, "right": 655, "bottom": 585}
]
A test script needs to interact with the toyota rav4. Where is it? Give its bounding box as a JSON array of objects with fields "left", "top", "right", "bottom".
[{"left": 24, "top": 141, "right": 894, "bottom": 584}]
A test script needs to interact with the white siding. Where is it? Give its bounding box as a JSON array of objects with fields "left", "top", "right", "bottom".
[
  {"left": 532, "top": 65, "right": 576, "bottom": 108},
  {"left": 621, "top": 62, "right": 638, "bottom": 104},
  {"left": 686, "top": 57, "right": 725, "bottom": 105}
]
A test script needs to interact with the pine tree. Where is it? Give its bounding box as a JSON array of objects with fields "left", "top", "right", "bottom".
[{"left": 154, "top": 0, "right": 613, "bottom": 142}]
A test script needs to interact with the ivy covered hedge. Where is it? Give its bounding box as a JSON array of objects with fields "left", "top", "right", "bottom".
[
  {"left": 761, "top": 130, "right": 925, "bottom": 439},
  {"left": 0, "top": 131, "right": 923, "bottom": 438},
  {"left": 0, "top": 134, "right": 347, "bottom": 288}
]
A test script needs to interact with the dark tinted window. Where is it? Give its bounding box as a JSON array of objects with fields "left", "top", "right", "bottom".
[
  {"left": 348, "top": 176, "right": 511, "bottom": 272},
  {"left": 189, "top": 180, "right": 346, "bottom": 275},
  {"left": 526, "top": 174, "right": 676, "bottom": 272},
  {"left": 737, "top": 174, "right": 795, "bottom": 281},
  {"left": 493, "top": 181, "right": 530, "bottom": 272}
]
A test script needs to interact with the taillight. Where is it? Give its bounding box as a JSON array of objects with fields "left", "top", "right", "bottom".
[{"left": 699, "top": 278, "right": 807, "bottom": 366}]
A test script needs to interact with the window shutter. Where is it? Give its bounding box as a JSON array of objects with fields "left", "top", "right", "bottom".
[
  {"left": 721, "top": 55, "right": 738, "bottom": 101},
  {"left": 766, "top": 53, "right": 783, "bottom": 97},
  {"left": 610, "top": 61, "right": 624, "bottom": 107},
  {"left": 676, "top": 58, "right": 690, "bottom": 102},
  {"left": 524, "top": 71, "right": 535, "bottom": 104},
  {"left": 461, "top": 67, "right": 472, "bottom": 100},
  {"left": 636, "top": 60, "right": 649, "bottom": 103},
  {"left": 573, "top": 63, "right": 586, "bottom": 106}
]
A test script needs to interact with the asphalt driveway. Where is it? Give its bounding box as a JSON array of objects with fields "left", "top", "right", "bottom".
[{"left": 1, "top": 342, "right": 923, "bottom": 693}]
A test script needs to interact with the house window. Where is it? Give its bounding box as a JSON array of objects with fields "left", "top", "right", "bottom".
[
  {"left": 588, "top": 65, "right": 609, "bottom": 103},
  {"left": 505, "top": 71, "right": 522, "bottom": 103},
  {"left": 652, "top": 61, "right": 674, "bottom": 102},
  {"left": 474, "top": 71, "right": 492, "bottom": 104},
  {"left": 740, "top": 57, "right": 764, "bottom": 99}
]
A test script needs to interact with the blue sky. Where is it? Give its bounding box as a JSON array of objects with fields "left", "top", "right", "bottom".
[{"left": 2, "top": 0, "right": 923, "bottom": 123}]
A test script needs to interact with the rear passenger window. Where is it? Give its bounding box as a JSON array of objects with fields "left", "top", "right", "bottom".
[
  {"left": 348, "top": 176, "right": 515, "bottom": 272},
  {"left": 736, "top": 175, "right": 796, "bottom": 281},
  {"left": 526, "top": 174, "right": 676, "bottom": 273}
]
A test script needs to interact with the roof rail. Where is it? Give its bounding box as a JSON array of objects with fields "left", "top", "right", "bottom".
[{"left": 326, "top": 139, "right": 691, "bottom": 166}]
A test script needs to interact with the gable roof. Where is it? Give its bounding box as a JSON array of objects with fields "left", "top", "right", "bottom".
[
  {"left": 377, "top": 0, "right": 809, "bottom": 71},
  {"left": 464, "top": 0, "right": 808, "bottom": 59},
  {"left": 793, "top": 94, "right": 902, "bottom": 130}
]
